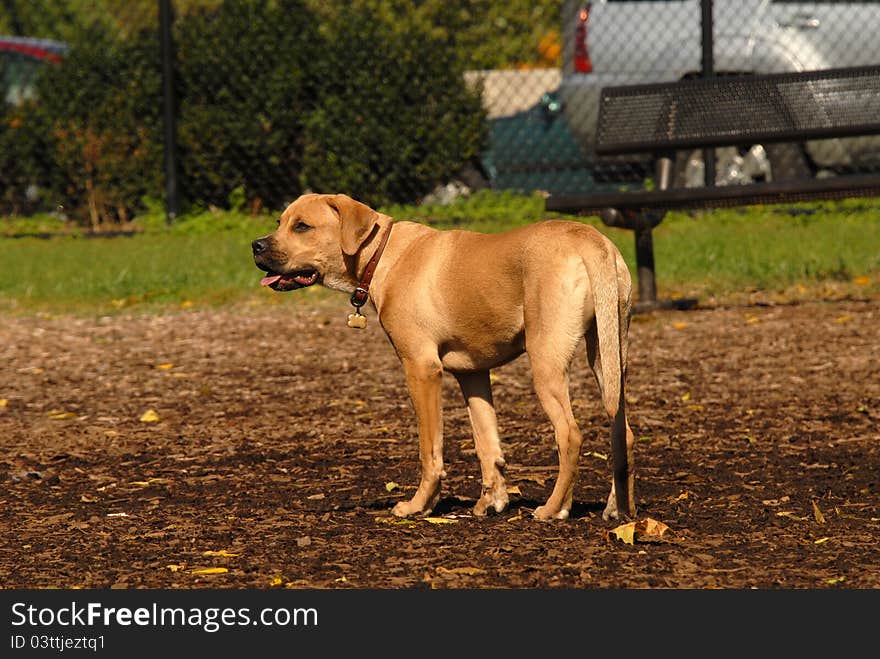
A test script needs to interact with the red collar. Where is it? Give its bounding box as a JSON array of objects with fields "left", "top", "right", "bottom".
[{"left": 349, "top": 223, "right": 392, "bottom": 311}]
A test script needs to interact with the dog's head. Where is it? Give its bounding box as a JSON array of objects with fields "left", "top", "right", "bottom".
[{"left": 252, "top": 193, "right": 381, "bottom": 293}]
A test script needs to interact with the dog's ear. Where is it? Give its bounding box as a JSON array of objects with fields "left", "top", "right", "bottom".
[{"left": 328, "top": 194, "right": 379, "bottom": 256}]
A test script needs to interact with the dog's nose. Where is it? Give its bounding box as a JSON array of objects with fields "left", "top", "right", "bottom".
[{"left": 252, "top": 238, "right": 269, "bottom": 256}]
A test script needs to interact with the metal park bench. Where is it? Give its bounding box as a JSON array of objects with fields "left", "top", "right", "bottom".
[{"left": 546, "top": 65, "right": 880, "bottom": 311}]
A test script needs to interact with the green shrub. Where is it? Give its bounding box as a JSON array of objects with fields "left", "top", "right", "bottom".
[
  {"left": 32, "top": 26, "right": 164, "bottom": 227},
  {"left": 300, "top": 3, "right": 488, "bottom": 206},
  {"left": 0, "top": 100, "right": 55, "bottom": 215},
  {"left": 173, "top": 0, "right": 318, "bottom": 211}
]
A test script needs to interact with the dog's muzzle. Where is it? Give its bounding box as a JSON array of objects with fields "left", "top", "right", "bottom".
[{"left": 252, "top": 236, "right": 319, "bottom": 291}]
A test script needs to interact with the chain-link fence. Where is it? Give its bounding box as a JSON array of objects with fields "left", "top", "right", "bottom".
[{"left": 2, "top": 1, "right": 880, "bottom": 226}]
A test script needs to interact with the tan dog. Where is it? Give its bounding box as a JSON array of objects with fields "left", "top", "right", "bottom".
[{"left": 252, "top": 193, "right": 636, "bottom": 521}]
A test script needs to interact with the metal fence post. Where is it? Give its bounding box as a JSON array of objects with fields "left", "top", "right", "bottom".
[
  {"left": 159, "top": 0, "right": 180, "bottom": 224},
  {"left": 701, "top": 0, "right": 715, "bottom": 187}
]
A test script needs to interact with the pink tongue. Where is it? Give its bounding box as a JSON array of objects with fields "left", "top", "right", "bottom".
[{"left": 261, "top": 274, "right": 282, "bottom": 287}]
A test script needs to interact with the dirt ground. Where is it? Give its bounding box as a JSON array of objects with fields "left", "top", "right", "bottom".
[{"left": 1, "top": 294, "right": 878, "bottom": 589}]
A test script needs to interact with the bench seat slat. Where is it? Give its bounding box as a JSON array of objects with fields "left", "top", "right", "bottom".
[
  {"left": 546, "top": 174, "right": 880, "bottom": 214},
  {"left": 596, "top": 65, "right": 880, "bottom": 155}
]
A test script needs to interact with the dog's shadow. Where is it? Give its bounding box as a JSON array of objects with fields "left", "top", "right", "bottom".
[
  {"left": 431, "top": 496, "right": 606, "bottom": 520},
  {"left": 349, "top": 495, "right": 605, "bottom": 520}
]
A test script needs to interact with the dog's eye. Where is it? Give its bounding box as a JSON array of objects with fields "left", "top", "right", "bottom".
[{"left": 293, "top": 222, "right": 312, "bottom": 233}]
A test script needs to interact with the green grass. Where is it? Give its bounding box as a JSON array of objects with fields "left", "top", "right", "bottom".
[{"left": 1, "top": 191, "right": 878, "bottom": 315}]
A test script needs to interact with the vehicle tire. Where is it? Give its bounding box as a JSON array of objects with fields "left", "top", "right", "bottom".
[{"left": 673, "top": 142, "right": 812, "bottom": 188}]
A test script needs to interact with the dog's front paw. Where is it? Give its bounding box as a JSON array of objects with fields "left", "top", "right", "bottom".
[
  {"left": 473, "top": 485, "right": 509, "bottom": 517},
  {"left": 392, "top": 499, "right": 433, "bottom": 518},
  {"left": 533, "top": 504, "right": 570, "bottom": 521}
]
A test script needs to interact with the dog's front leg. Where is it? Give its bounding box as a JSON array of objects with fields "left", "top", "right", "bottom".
[
  {"left": 455, "top": 371, "right": 508, "bottom": 516},
  {"left": 392, "top": 357, "right": 445, "bottom": 517}
]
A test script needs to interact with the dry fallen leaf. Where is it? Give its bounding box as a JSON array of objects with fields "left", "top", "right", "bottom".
[
  {"left": 812, "top": 500, "right": 826, "bottom": 524},
  {"left": 166, "top": 564, "right": 185, "bottom": 572},
  {"left": 269, "top": 576, "right": 284, "bottom": 587},
  {"left": 190, "top": 567, "right": 228, "bottom": 575},
  {"left": 203, "top": 550, "right": 239, "bottom": 558},
  {"left": 155, "top": 363, "right": 175, "bottom": 370},
  {"left": 0, "top": 398, "right": 7, "bottom": 408},
  {"left": 814, "top": 537, "right": 830, "bottom": 545},
  {"left": 139, "top": 409, "right": 160, "bottom": 423},
  {"left": 609, "top": 522, "right": 636, "bottom": 545},
  {"left": 423, "top": 517, "right": 458, "bottom": 525},
  {"left": 672, "top": 321, "right": 688, "bottom": 329},
  {"left": 385, "top": 481, "right": 400, "bottom": 492},
  {"left": 853, "top": 275, "right": 871, "bottom": 286},
  {"left": 606, "top": 517, "right": 671, "bottom": 545},
  {"left": 48, "top": 410, "right": 77, "bottom": 420},
  {"left": 506, "top": 485, "right": 522, "bottom": 496}
]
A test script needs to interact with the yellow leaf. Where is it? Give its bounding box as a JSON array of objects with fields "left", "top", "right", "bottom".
[
  {"left": 590, "top": 451, "right": 608, "bottom": 461},
  {"left": 48, "top": 410, "right": 77, "bottom": 420},
  {"left": 670, "top": 491, "right": 690, "bottom": 502},
  {"left": 269, "top": 576, "right": 283, "bottom": 587},
  {"left": 812, "top": 500, "right": 826, "bottom": 524},
  {"left": 0, "top": 398, "right": 7, "bottom": 408},
  {"left": 166, "top": 564, "right": 185, "bottom": 572},
  {"left": 608, "top": 521, "right": 636, "bottom": 545},
  {"left": 672, "top": 321, "right": 688, "bottom": 329},
  {"left": 190, "top": 567, "right": 228, "bottom": 575},
  {"left": 437, "top": 566, "right": 486, "bottom": 576},
  {"left": 202, "top": 550, "right": 239, "bottom": 558},
  {"left": 834, "top": 315, "right": 854, "bottom": 323},
  {"left": 423, "top": 517, "right": 458, "bottom": 524},
  {"left": 155, "top": 363, "right": 174, "bottom": 370},
  {"left": 385, "top": 481, "right": 399, "bottom": 492},
  {"left": 506, "top": 514, "right": 522, "bottom": 522},
  {"left": 826, "top": 576, "right": 845, "bottom": 585},
  {"left": 139, "top": 409, "right": 160, "bottom": 423},
  {"left": 853, "top": 275, "right": 871, "bottom": 286},
  {"left": 180, "top": 300, "right": 194, "bottom": 308},
  {"left": 606, "top": 517, "right": 670, "bottom": 545},
  {"left": 744, "top": 315, "right": 760, "bottom": 325},
  {"left": 681, "top": 392, "right": 691, "bottom": 402},
  {"left": 814, "top": 537, "right": 830, "bottom": 545},
  {"left": 506, "top": 485, "right": 522, "bottom": 495}
]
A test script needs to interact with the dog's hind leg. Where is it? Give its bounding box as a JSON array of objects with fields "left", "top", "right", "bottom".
[
  {"left": 392, "top": 355, "right": 445, "bottom": 517},
  {"left": 455, "top": 371, "right": 509, "bottom": 516},
  {"left": 527, "top": 327, "right": 585, "bottom": 521}
]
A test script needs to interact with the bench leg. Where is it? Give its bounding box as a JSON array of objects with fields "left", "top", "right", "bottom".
[{"left": 634, "top": 223, "right": 657, "bottom": 305}]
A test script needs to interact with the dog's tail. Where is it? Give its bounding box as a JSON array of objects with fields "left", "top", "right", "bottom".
[
  {"left": 585, "top": 240, "right": 635, "bottom": 519},
  {"left": 585, "top": 245, "right": 630, "bottom": 419}
]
